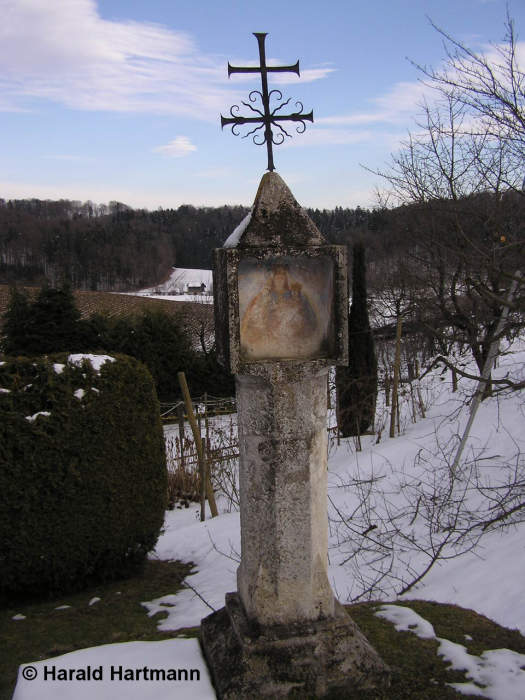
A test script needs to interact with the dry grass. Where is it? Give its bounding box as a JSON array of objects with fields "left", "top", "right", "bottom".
[{"left": 0, "top": 285, "right": 212, "bottom": 325}]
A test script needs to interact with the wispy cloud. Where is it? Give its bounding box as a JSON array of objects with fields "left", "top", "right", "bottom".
[
  {"left": 280, "top": 79, "right": 432, "bottom": 150},
  {"left": 0, "top": 0, "right": 224, "bottom": 116},
  {"left": 317, "top": 79, "right": 433, "bottom": 130},
  {"left": 281, "top": 126, "right": 374, "bottom": 148},
  {"left": 153, "top": 137, "right": 197, "bottom": 157},
  {"left": 228, "top": 65, "right": 334, "bottom": 86},
  {"left": 0, "top": 0, "right": 331, "bottom": 118}
]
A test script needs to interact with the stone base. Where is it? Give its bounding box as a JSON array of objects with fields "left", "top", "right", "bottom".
[{"left": 200, "top": 593, "right": 390, "bottom": 699}]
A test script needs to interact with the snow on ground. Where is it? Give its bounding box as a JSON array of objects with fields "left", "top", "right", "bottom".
[
  {"left": 13, "top": 340, "right": 525, "bottom": 699},
  {"left": 119, "top": 266, "right": 214, "bottom": 303},
  {"left": 377, "top": 605, "right": 525, "bottom": 700},
  {"left": 13, "top": 639, "right": 215, "bottom": 700},
  {"left": 141, "top": 267, "right": 213, "bottom": 295},
  {"left": 124, "top": 292, "right": 214, "bottom": 304}
]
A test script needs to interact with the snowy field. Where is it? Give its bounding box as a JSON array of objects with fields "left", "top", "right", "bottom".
[
  {"left": 13, "top": 340, "right": 525, "bottom": 699},
  {"left": 125, "top": 267, "right": 214, "bottom": 304}
]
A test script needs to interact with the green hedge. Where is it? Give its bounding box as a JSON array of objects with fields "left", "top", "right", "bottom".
[{"left": 0, "top": 353, "right": 167, "bottom": 599}]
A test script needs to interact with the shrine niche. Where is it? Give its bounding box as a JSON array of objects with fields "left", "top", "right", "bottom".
[{"left": 238, "top": 255, "right": 335, "bottom": 361}]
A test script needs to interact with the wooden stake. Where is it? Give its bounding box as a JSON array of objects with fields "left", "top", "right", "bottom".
[
  {"left": 177, "top": 403, "right": 185, "bottom": 471},
  {"left": 200, "top": 437, "right": 207, "bottom": 522},
  {"left": 177, "top": 372, "right": 218, "bottom": 518}
]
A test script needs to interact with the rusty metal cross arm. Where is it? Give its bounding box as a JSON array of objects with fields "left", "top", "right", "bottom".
[{"left": 221, "top": 33, "right": 313, "bottom": 172}]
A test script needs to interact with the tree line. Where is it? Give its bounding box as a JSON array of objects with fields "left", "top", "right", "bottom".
[
  {"left": 0, "top": 196, "right": 383, "bottom": 291},
  {"left": 0, "top": 284, "right": 234, "bottom": 401}
]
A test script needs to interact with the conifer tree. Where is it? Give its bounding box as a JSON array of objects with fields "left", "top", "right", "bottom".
[
  {"left": 1, "top": 287, "right": 31, "bottom": 355},
  {"left": 336, "top": 242, "right": 378, "bottom": 437},
  {"left": 28, "top": 283, "right": 83, "bottom": 353},
  {"left": 1, "top": 283, "right": 84, "bottom": 355}
]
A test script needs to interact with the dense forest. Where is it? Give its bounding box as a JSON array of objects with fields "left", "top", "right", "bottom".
[
  {"left": 1, "top": 193, "right": 523, "bottom": 312},
  {"left": 0, "top": 197, "right": 384, "bottom": 291}
]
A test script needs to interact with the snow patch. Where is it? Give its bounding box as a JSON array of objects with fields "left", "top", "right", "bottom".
[
  {"left": 223, "top": 210, "right": 252, "bottom": 248},
  {"left": 13, "top": 639, "right": 215, "bottom": 700},
  {"left": 376, "top": 604, "right": 436, "bottom": 639},
  {"left": 136, "top": 267, "right": 213, "bottom": 296},
  {"left": 25, "top": 411, "right": 50, "bottom": 422},
  {"left": 68, "top": 354, "right": 115, "bottom": 372},
  {"left": 377, "top": 605, "right": 525, "bottom": 699}
]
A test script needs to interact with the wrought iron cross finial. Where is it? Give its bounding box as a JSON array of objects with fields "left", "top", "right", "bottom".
[{"left": 221, "top": 33, "right": 313, "bottom": 171}]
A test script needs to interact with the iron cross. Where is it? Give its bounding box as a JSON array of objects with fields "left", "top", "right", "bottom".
[{"left": 221, "top": 33, "right": 313, "bottom": 172}]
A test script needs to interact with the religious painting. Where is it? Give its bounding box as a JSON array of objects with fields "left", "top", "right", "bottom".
[{"left": 238, "top": 255, "right": 335, "bottom": 361}]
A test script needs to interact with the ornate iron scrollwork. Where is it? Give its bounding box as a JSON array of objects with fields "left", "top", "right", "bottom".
[{"left": 221, "top": 33, "right": 313, "bottom": 172}]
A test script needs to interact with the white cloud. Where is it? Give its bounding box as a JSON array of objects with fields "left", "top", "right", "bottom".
[
  {"left": 0, "top": 0, "right": 228, "bottom": 117},
  {"left": 153, "top": 136, "right": 197, "bottom": 158},
  {"left": 229, "top": 67, "right": 334, "bottom": 86},
  {"left": 281, "top": 126, "right": 374, "bottom": 148},
  {"left": 316, "top": 79, "right": 433, "bottom": 132},
  {"left": 0, "top": 1, "right": 334, "bottom": 118}
]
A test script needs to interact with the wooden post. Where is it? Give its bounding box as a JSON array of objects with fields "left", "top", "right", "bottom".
[
  {"left": 204, "top": 392, "right": 210, "bottom": 453},
  {"left": 177, "top": 403, "right": 185, "bottom": 471},
  {"left": 177, "top": 371, "right": 218, "bottom": 518},
  {"left": 409, "top": 382, "right": 417, "bottom": 424},
  {"left": 200, "top": 438, "right": 207, "bottom": 522}
]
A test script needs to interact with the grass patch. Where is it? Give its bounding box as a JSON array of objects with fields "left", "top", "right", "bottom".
[
  {"left": 330, "top": 599, "right": 525, "bottom": 699},
  {"left": 0, "top": 559, "right": 193, "bottom": 700},
  {"left": 4, "top": 579, "right": 525, "bottom": 700}
]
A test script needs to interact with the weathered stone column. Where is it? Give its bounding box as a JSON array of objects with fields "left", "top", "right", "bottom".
[
  {"left": 201, "top": 172, "right": 389, "bottom": 698},
  {"left": 236, "top": 365, "right": 334, "bottom": 625}
]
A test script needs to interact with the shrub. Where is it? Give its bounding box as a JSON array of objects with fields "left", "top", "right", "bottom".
[
  {"left": 91, "top": 310, "right": 195, "bottom": 401},
  {"left": 1, "top": 283, "right": 86, "bottom": 355},
  {"left": 0, "top": 353, "right": 167, "bottom": 599}
]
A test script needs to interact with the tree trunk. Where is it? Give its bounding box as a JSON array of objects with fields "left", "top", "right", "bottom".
[{"left": 389, "top": 315, "right": 403, "bottom": 439}]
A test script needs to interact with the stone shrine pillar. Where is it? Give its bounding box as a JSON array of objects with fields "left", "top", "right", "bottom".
[{"left": 200, "top": 172, "right": 389, "bottom": 698}]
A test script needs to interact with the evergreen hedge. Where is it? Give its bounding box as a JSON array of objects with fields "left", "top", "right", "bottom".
[
  {"left": 0, "top": 353, "right": 167, "bottom": 599},
  {"left": 1, "top": 285, "right": 235, "bottom": 401}
]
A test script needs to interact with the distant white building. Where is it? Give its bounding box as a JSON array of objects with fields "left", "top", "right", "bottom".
[
  {"left": 186, "top": 281, "right": 207, "bottom": 295},
  {"left": 142, "top": 268, "right": 213, "bottom": 296}
]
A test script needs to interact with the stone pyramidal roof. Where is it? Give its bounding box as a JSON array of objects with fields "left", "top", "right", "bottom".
[{"left": 234, "top": 172, "right": 326, "bottom": 249}]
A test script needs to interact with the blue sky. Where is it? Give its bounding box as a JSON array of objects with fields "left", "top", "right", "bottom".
[{"left": 1, "top": 0, "right": 523, "bottom": 210}]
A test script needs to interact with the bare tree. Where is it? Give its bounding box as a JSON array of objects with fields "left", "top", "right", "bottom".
[
  {"left": 416, "top": 13, "right": 525, "bottom": 181},
  {"left": 370, "top": 16, "right": 525, "bottom": 385}
]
